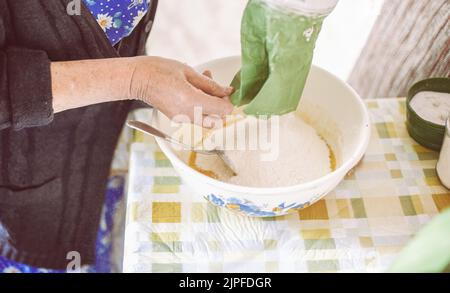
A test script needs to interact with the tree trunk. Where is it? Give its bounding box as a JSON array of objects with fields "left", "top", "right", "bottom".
[{"left": 348, "top": 0, "right": 449, "bottom": 99}]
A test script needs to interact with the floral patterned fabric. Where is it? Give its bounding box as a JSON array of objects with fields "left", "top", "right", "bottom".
[{"left": 83, "top": 0, "right": 151, "bottom": 45}]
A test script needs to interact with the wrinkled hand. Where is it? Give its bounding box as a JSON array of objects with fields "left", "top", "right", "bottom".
[{"left": 128, "top": 56, "right": 234, "bottom": 126}]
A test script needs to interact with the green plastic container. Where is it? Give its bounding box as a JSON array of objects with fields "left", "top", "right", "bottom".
[{"left": 406, "top": 78, "right": 450, "bottom": 151}]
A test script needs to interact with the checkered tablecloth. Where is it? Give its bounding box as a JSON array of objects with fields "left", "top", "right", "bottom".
[{"left": 122, "top": 98, "right": 450, "bottom": 273}]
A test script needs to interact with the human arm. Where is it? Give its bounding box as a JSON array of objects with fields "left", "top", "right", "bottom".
[
  {"left": 1, "top": 52, "right": 233, "bottom": 131},
  {"left": 51, "top": 56, "right": 234, "bottom": 123}
]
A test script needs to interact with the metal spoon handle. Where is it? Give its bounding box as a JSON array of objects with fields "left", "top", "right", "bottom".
[
  {"left": 127, "top": 120, "right": 186, "bottom": 147},
  {"left": 127, "top": 120, "right": 237, "bottom": 175},
  {"left": 126, "top": 120, "right": 213, "bottom": 155}
]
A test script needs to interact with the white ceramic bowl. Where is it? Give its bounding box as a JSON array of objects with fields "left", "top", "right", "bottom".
[{"left": 152, "top": 56, "right": 371, "bottom": 217}]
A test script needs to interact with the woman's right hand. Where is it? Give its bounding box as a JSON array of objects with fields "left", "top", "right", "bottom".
[
  {"left": 127, "top": 56, "right": 234, "bottom": 125},
  {"left": 51, "top": 56, "right": 234, "bottom": 126}
]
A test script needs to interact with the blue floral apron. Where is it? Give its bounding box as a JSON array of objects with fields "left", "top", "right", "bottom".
[{"left": 84, "top": 0, "right": 151, "bottom": 45}]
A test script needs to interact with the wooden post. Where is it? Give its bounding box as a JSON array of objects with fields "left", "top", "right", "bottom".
[{"left": 348, "top": 0, "right": 449, "bottom": 99}]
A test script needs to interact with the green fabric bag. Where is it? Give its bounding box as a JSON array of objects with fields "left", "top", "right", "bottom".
[
  {"left": 231, "top": 0, "right": 326, "bottom": 116},
  {"left": 389, "top": 207, "right": 450, "bottom": 273}
]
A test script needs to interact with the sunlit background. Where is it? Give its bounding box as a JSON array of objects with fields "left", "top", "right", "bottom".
[{"left": 147, "top": 0, "right": 384, "bottom": 81}]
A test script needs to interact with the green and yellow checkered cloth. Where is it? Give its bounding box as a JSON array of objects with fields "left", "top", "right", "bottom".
[{"left": 123, "top": 98, "right": 450, "bottom": 273}]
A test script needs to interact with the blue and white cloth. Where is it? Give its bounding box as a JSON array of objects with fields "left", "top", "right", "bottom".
[{"left": 83, "top": 0, "right": 151, "bottom": 45}]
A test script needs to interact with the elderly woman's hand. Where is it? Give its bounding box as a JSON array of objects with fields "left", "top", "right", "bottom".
[
  {"left": 51, "top": 56, "right": 234, "bottom": 126},
  {"left": 128, "top": 56, "right": 234, "bottom": 124}
]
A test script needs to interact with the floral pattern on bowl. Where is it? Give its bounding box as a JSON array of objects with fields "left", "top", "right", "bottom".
[{"left": 206, "top": 194, "right": 322, "bottom": 217}]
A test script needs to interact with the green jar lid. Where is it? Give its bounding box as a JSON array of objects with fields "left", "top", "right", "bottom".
[{"left": 406, "top": 78, "right": 450, "bottom": 151}]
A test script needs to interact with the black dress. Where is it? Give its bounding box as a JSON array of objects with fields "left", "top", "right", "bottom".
[{"left": 0, "top": 0, "right": 158, "bottom": 269}]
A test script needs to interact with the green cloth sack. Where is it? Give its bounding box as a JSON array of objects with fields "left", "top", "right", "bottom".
[
  {"left": 389, "top": 207, "right": 450, "bottom": 273},
  {"left": 231, "top": 0, "right": 326, "bottom": 116}
]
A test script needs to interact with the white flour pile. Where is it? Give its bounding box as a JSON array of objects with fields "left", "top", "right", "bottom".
[
  {"left": 223, "top": 113, "right": 332, "bottom": 187},
  {"left": 410, "top": 91, "right": 450, "bottom": 126},
  {"left": 174, "top": 112, "right": 334, "bottom": 187}
]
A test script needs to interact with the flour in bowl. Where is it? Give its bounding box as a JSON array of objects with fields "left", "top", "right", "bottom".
[
  {"left": 223, "top": 113, "right": 333, "bottom": 187},
  {"left": 179, "top": 112, "right": 334, "bottom": 188}
]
